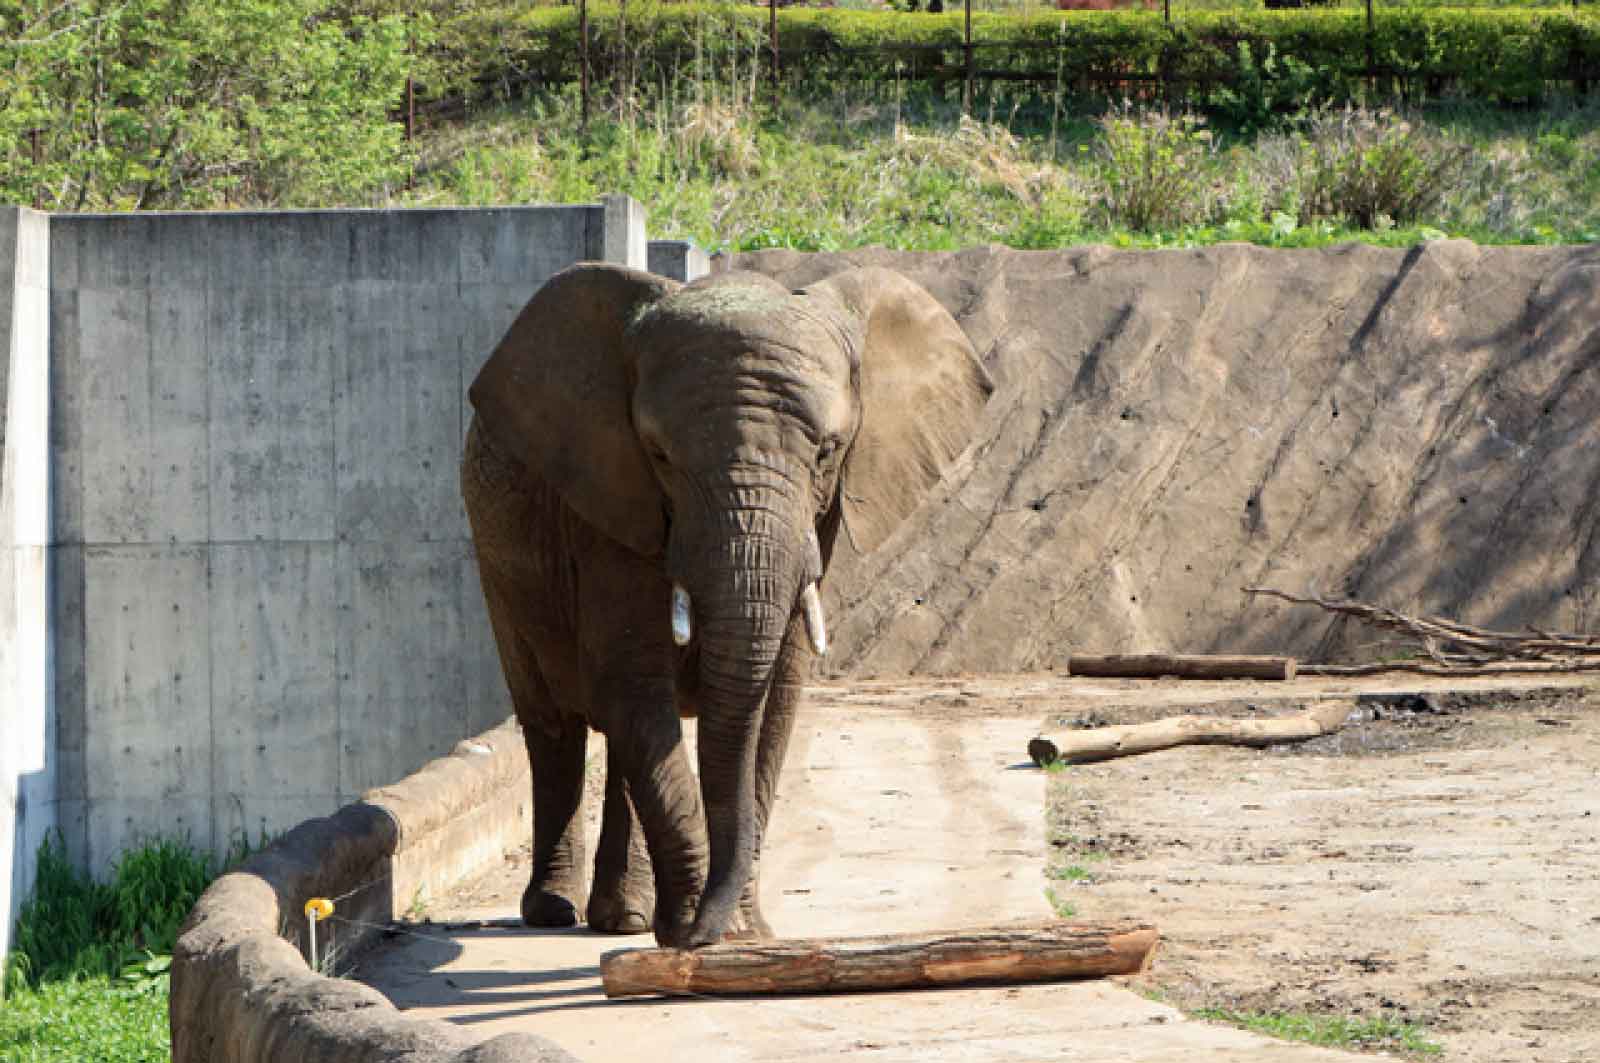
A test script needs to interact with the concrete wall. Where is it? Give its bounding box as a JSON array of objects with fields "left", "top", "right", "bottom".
[
  {"left": 2, "top": 199, "right": 708, "bottom": 950},
  {"left": 2, "top": 208, "right": 54, "bottom": 963}
]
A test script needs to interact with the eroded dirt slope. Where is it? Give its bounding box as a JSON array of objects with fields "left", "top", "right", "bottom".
[{"left": 730, "top": 242, "right": 1600, "bottom": 676}]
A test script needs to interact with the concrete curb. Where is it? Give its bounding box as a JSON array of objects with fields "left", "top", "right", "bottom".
[{"left": 170, "top": 719, "right": 578, "bottom": 1063}]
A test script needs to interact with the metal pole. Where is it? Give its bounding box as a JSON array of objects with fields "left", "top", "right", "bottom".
[
  {"left": 1365, "top": 0, "right": 1375, "bottom": 80},
  {"left": 963, "top": 0, "right": 973, "bottom": 115},
  {"left": 770, "top": 0, "right": 779, "bottom": 110},
  {"left": 405, "top": 75, "right": 415, "bottom": 191},
  {"left": 580, "top": 0, "right": 591, "bottom": 133}
]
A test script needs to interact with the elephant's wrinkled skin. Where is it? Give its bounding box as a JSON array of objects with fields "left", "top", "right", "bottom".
[{"left": 462, "top": 264, "right": 991, "bottom": 947}]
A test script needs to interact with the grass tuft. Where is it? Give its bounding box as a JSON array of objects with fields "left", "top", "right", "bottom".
[
  {"left": 1197, "top": 1007, "right": 1444, "bottom": 1056},
  {"left": 3, "top": 833, "right": 228, "bottom": 1061}
]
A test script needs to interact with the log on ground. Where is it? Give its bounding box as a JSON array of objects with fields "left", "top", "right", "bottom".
[
  {"left": 1067, "top": 654, "right": 1297, "bottom": 681},
  {"left": 600, "top": 920, "right": 1158, "bottom": 999},
  {"left": 1029, "top": 698, "right": 1356, "bottom": 766}
]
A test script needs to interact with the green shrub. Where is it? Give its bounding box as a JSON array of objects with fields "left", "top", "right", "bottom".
[
  {"left": 1091, "top": 106, "right": 1216, "bottom": 231},
  {"left": 1294, "top": 107, "right": 1474, "bottom": 227},
  {"left": 5, "top": 833, "right": 215, "bottom": 995},
  {"left": 424, "top": 5, "right": 1600, "bottom": 116}
]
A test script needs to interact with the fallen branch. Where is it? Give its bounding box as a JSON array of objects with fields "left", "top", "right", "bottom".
[
  {"left": 1028, "top": 698, "right": 1355, "bottom": 766},
  {"left": 1245, "top": 587, "right": 1600, "bottom": 674},
  {"left": 1068, "top": 653, "right": 1296, "bottom": 681},
  {"left": 1300, "top": 659, "right": 1600, "bottom": 677},
  {"left": 600, "top": 920, "right": 1158, "bottom": 998}
]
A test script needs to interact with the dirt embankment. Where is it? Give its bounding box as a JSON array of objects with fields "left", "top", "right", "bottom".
[{"left": 731, "top": 242, "right": 1600, "bottom": 676}]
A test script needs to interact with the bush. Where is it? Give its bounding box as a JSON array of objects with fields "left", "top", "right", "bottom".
[
  {"left": 5, "top": 833, "right": 216, "bottom": 995},
  {"left": 1293, "top": 107, "right": 1474, "bottom": 227},
  {"left": 425, "top": 5, "right": 1600, "bottom": 115},
  {"left": 1091, "top": 106, "right": 1216, "bottom": 231}
]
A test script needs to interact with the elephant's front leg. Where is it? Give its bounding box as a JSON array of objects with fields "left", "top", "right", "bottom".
[
  {"left": 601, "top": 685, "right": 707, "bottom": 946},
  {"left": 735, "top": 620, "right": 809, "bottom": 940},
  {"left": 582, "top": 542, "right": 707, "bottom": 946}
]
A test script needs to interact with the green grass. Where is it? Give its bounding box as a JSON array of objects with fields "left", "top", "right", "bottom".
[
  {"left": 0, "top": 977, "right": 171, "bottom": 1063},
  {"left": 400, "top": 87, "right": 1600, "bottom": 251},
  {"left": 1197, "top": 1007, "right": 1444, "bottom": 1056},
  {"left": 1044, "top": 887, "right": 1078, "bottom": 918},
  {"left": 3, "top": 834, "right": 228, "bottom": 1063}
]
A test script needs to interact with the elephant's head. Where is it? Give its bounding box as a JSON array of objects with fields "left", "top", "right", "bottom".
[{"left": 470, "top": 262, "right": 992, "bottom": 944}]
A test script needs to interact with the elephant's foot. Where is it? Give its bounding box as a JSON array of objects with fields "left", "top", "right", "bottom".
[
  {"left": 733, "top": 901, "right": 775, "bottom": 941},
  {"left": 586, "top": 889, "right": 652, "bottom": 935},
  {"left": 651, "top": 895, "right": 700, "bottom": 948},
  {"left": 521, "top": 880, "right": 585, "bottom": 928}
]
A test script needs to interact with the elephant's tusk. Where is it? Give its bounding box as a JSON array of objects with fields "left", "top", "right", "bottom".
[
  {"left": 801, "top": 582, "right": 828, "bottom": 656},
  {"left": 804, "top": 528, "right": 825, "bottom": 583},
  {"left": 671, "top": 583, "right": 693, "bottom": 646}
]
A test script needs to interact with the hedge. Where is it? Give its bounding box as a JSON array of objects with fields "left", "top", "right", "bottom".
[{"left": 424, "top": 5, "right": 1599, "bottom": 107}]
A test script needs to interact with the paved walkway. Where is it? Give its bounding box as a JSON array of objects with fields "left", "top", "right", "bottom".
[{"left": 357, "top": 678, "right": 1419, "bottom": 1061}]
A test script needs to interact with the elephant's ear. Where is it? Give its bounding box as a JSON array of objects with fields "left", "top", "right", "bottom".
[
  {"left": 469, "top": 263, "right": 680, "bottom": 557},
  {"left": 808, "top": 267, "right": 993, "bottom": 554}
]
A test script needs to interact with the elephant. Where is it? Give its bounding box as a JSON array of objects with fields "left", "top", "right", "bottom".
[{"left": 461, "top": 261, "right": 992, "bottom": 947}]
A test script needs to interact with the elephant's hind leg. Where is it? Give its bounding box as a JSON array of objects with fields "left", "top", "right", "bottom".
[
  {"left": 586, "top": 744, "right": 655, "bottom": 934},
  {"left": 519, "top": 708, "right": 590, "bottom": 928}
]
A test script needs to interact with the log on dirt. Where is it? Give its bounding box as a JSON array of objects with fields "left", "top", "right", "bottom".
[
  {"left": 600, "top": 920, "right": 1158, "bottom": 999},
  {"left": 1028, "top": 698, "right": 1355, "bottom": 766},
  {"left": 1067, "top": 654, "right": 1297, "bottom": 681}
]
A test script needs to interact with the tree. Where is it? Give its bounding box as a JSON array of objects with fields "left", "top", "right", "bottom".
[{"left": 0, "top": 0, "right": 421, "bottom": 209}]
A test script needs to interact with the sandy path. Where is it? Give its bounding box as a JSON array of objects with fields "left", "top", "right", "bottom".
[{"left": 356, "top": 681, "right": 1387, "bottom": 1062}]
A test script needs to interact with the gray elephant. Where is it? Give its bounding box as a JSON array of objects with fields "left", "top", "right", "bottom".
[{"left": 462, "top": 263, "right": 991, "bottom": 947}]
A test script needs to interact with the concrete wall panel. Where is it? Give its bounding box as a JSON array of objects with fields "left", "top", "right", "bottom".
[
  {"left": 208, "top": 283, "right": 337, "bottom": 542},
  {"left": 83, "top": 545, "right": 212, "bottom": 867},
  {"left": 80, "top": 287, "right": 210, "bottom": 543},
  {"left": 336, "top": 541, "right": 474, "bottom": 799},
  {"left": 47, "top": 288, "right": 83, "bottom": 541},
  {"left": 334, "top": 283, "right": 462, "bottom": 545},
  {"left": 209, "top": 543, "right": 339, "bottom": 844},
  {"left": 49, "top": 545, "right": 88, "bottom": 866}
]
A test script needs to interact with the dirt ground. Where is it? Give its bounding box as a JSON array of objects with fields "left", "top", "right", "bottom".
[
  {"left": 1045, "top": 677, "right": 1600, "bottom": 1063},
  {"left": 356, "top": 673, "right": 1598, "bottom": 1062}
]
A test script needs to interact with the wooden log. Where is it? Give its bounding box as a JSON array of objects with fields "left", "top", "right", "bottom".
[
  {"left": 1068, "top": 653, "right": 1297, "bottom": 681},
  {"left": 600, "top": 920, "right": 1158, "bottom": 999},
  {"left": 1029, "top": 698, "right": 1355, "bottom": 766}
]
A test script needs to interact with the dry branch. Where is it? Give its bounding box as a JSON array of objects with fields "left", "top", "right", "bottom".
[
  {"left": 600, "top": 921, "right": 1158, "bottom": 998},
  {"left": 1245, "top": 587, "right": 1600, "bottom": 674},
  {"left": 1068, "top": 653, "right": 1296, "bottom": 681},
  {"left": 1028, "top": 698, "right": 1354, "bottom": 766},
  {"left": 1299, "top": 659, "right": 1600, "bottom": 677}
]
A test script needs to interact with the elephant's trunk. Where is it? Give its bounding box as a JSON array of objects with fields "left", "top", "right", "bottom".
[{"left": 679, "top": 486, "right": 812, "bottom": 946}]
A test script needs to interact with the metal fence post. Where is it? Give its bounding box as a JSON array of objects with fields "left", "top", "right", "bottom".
[
  {"left": 770, "top": 0, "right": 780, "bottom": 110},
  {"left": 1366, "top": 0, "right": 1376, "bottom": 83},
  {"left": 963, "top": 0, "right": 974, "bottom": 114},
  {"left": 580, "top": 0, "right": 591, "bottom": 132}
]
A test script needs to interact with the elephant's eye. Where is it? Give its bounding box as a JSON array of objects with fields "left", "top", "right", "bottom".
[
  {"left": 647, "top": 443, "right": 669, "bottom": 467},
  {"left": 817, "top": 438, "right": 839, "bottom": 463}
]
